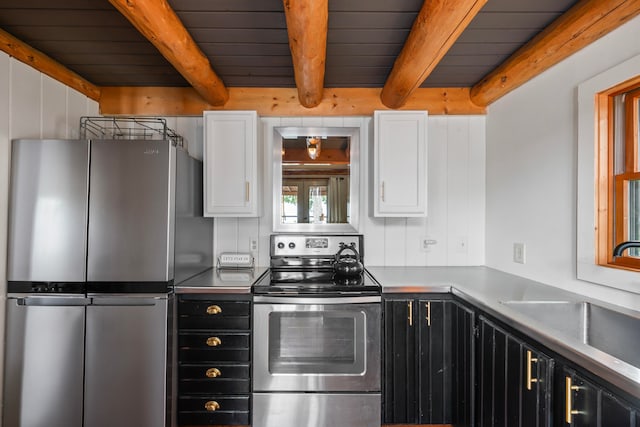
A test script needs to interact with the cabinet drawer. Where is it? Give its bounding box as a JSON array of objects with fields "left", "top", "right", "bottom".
[
  {"left": 180, "top": 377, "right": 250, "bottom": 394},
  {"left": 179, "top": 348, "right": 250, "bottom": 363},
  {"left": 178, "top": 300, "right": 250, "bottom": 317},
  {"left": 178, "top": 411, "right": 249, "bottom": 426},
  {"left": 179, "top": 315, "right": 250, "bottom": 330},
  {"left": 179, "top": 396, "right": 250, "bottom": 425},
  {"left": 179, "top": 332, "right": 250, "bottom": 350},
  {"left": 180, "top": 364, "right": 250, "bottom": 380},
  {"left": 180, "top": 395, "right": 249, "bottom": 411}
]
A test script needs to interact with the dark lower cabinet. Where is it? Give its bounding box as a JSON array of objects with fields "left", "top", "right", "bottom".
[
  {"left": 557, "top": 366, "right": 640, "bottom": 427},
  {"left": 383, "top": 295, "right": 475, "bottom": 425},
  {"left": 384, "top": 293, "right": 639, "bottom": 427},
  {"left": 177, "top": 294, "right": 251, "bottom": 426},
  {"left": 477, "top": 315, "right": 553, "bottom": 427}
]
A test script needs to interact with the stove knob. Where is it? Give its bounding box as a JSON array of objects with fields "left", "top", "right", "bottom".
[
  {"left": 277, "top": 242, "right": 285, "bottom": 249},
  {"left": 288, "top": 242, "right": 296, "bottom": 249}
]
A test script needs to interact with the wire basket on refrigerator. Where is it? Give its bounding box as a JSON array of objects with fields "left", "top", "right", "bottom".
[{"left": 79, "top": 117, "right": 184, "bottom": 147}]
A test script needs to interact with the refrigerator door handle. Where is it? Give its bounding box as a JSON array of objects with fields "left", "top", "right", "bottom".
[
  {"left": 16, "top": 296, "right": 91, "bottom": 306},
  {"left": 89, "top": 296, "right": 164, "bottom": 307}
]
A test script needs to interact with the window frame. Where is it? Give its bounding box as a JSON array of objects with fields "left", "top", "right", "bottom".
[{"left": 596, "top": 78, "right": 640, "bottom": 270}]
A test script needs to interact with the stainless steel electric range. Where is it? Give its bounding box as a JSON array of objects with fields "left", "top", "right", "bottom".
[{"left": 252, "top": 234, "right": 381, "bottom": 427}]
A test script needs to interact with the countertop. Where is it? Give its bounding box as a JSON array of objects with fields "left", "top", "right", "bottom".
[
  {"left": 175, "top": 267, "right": 269, "bottom": 294},
  {"left": 175, "top": 264, "right": 640, "bottom": 399},
  {"left": 367, "top": 266, "right": 640, "bottom": 400}
]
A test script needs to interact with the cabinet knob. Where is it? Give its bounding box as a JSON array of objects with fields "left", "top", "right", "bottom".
[
  {"left": 204, "top": 401, "right": 220, "bottom": 412},
  {"left": 206, "top": 304, "right": 222, "bottom": 315},
  {"left": 206, "top": 336, "right": 222, "bottom": 347},
  {"left": 206, "top": 367, "right": 222, "bottom": 378}
]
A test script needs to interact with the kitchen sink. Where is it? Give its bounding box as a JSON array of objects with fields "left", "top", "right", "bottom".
[{"left": 499, "top": 300, "right": 640, "bottom": 368}]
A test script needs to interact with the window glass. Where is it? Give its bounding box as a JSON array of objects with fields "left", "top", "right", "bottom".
[
  {"left": 308, "top": 185, "right": 327, "bottom": 224},
  {"left": 282, "top": 184, "right": 299, "bottom": 223},
  {"left": 628, "top": 180, "right": 640, "bottom": 257},
  {"left": 637, "top": 97, "right": 640, "bottom": 167},
  {"left": 613, "top": 94, "right": 626, "bottom": 175}
]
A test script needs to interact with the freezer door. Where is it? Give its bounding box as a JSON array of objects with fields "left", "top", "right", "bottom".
[
  {"left": 7, "top": 139, "right": 89, "bottom": 282},
  {"left": 87, "top": 139, "right": 175, "bottom": 282},
  {"left": 3, "top": 296, "right": 89, "bottom": 427},
  {"left": 84, "top": 295, "right": 169, "bottom": 427}
]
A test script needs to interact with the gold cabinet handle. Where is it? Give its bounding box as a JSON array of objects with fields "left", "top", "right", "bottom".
[
  {"left": 206, "top": 305, "right": 222, "bottom": 315},
  {"left": 206, "top": 336, "right": 222, "bottom": 347},
  {"left": 425, "top": 301, "right": 431, "bottom": 327},
  {"left": 408, "top": 300, "right": 413, "bottom": 326},
  {"left": 526, "top": 350, "right": 538, "bottom": 390},
  {"left": 204, "top": 401, "right": 220, "bottom": 412},
  {"left": 381, "top": 181, "right": 385, "bottom": 202},
  {"left": 245, "top": 181, "right": 250, "bottom": 202},
  {"left": 565, "top": 376, "right": 580, "bottom": 423},
  {"left": 206, "top": 367, "right": 221, "bottom": 378}
]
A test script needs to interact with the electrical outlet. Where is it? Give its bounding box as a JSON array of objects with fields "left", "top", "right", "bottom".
[
  {"left": 513, "top": 243, "right": 526, "bottom": 264},
  {"left": 250, "top": 237, "right": 258, "bottom": 252},
  {"left": 421, "top": 236, "right": 437, "bottom": 252},
  {"left": 456, "top": 236, "right": 468, "bottom": 253}
]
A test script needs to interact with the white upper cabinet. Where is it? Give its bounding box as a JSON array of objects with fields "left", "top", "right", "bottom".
[
  {"left": 373, "top": 110, "right": 428, "bottom": 217},
  {"left": 203, "top": 111, "right": 259, "bottom": 217}
]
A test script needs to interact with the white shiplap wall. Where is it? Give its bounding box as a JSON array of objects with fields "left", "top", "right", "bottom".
[
  {"left": 0, "top": 52, "right": 99, "bottom": 418},
  {"left": 184, "top": 114, "right": 486, "bottom": 267}
]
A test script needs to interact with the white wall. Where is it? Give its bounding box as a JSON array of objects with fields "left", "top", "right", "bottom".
[
  {"left": 118, "top": 112, "right": 485, "bottom": 268},
  {"left": 209, "top": 114, "right": 486, "bottom": 267},
  {"left": 0, "top": 52, "right": 99, "bottom": 419},
  {"left": 485, "top": 15, "right": 640, "bottom": 307}
]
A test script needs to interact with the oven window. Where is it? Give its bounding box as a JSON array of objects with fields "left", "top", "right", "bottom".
[{"left": 268, "top": 311, "right": 365, "bottom": 374}]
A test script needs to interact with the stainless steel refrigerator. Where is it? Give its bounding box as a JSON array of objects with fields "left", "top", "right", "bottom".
[{"left": 4, "top": 138, "right": 213, "bottom": 427}]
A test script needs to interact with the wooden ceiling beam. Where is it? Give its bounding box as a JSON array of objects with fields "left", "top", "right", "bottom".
[
  {"left": 282, "top": 0, "right": 328, "bottom": 108},
  {"left": 0, "top": 28, "right": 100, "bottom": 101},
  {"left": 99, "top": 86, "right": 485, "bottom": 116},
  {"left": 470, "top": 0, "right": 640, "bottom": 107},
  {"left": 108, "top": 0, "right": 228, "bottom": 106},
  {"left": 380, "top": 0, "right": 487, "bottom": 109}
]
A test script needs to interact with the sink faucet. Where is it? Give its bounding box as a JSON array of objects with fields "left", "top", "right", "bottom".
[{"left": 612, "top": 241, "right": 640, "bottom": 257}]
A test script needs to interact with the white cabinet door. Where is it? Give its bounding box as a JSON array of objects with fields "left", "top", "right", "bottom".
[
  {"left": 203, "top": 111, "right": 258, "bottom": 216},
  {"left": 373, "top": 110, "right": 428, "bottom": 217}
]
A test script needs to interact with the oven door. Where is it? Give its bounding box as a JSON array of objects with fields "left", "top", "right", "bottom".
[{"left": 253, "top": 296, "right": 381, "bottom": 392}]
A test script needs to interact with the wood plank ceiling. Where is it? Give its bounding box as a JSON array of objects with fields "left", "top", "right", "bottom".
[{"left": 0, "top": 0, "right": 637, "bottom": 115}]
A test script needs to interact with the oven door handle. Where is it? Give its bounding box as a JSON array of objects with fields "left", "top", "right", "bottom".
[{"left": 253, "top": 295, "right": 381, "bottom": 304}]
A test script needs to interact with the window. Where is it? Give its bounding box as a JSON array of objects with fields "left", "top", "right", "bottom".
[
  {"left": 281, "top": 179, "right": 328, "bottom": 224},
  {"left": 596, "top": 77, "right": 640, "bottom": 270}
]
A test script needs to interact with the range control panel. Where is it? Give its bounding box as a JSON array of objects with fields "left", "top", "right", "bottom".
[{"left": 271, "top": 234, "right": 362, "bottom": 257}]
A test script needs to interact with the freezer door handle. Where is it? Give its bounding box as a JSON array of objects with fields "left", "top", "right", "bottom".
[
  {"left": 16, "top": 296, "right": 91, "bottom": 306},
  {"left": 89, "top": 296, "right": 163, "bottom": 307}
]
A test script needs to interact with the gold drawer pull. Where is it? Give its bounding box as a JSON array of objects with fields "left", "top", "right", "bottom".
[
  {"left": 204, "top": 401, "right": 220, "bottom": 412},
  {"left": 206, "top": 367, "right": 221, "bottom": 378},
  {"left": 425, "top": 301, "right": 431, "bottom": 326},
  {"left": 408, "top": 301, "right": 413, "bottom": 326},
  {"left": 565, "top": 376, "right": 581, "bottom": 423},
  {"left": 526, "top": 350, "right": 538, "bottom": 390},
  {"left": 206, "top": 336, "right": 222, "bottom": 347},
  {"left": 206, "top": 305, "right": 222, "bottom": 315}
]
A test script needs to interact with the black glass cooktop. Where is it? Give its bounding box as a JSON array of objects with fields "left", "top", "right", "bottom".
[{"left": 252, "top": 270, "right": 381, "bottom": 296}]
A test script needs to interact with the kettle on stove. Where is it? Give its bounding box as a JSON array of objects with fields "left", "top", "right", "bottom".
[{"left": 334, "top": 242, "right": 364, "bottom": 276}]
